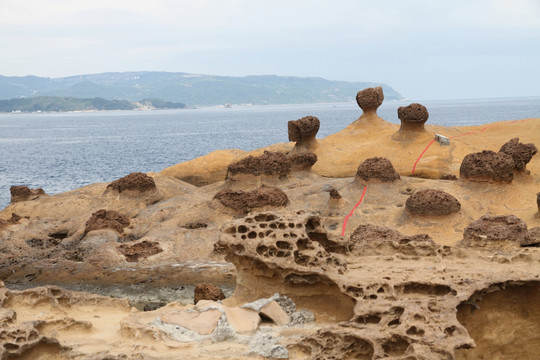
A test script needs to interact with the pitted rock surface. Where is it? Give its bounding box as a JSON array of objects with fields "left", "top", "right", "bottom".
[
  {"left": 349, "top": 224, "right": 439, "bottom": 256},
  {"left": 288, "top": 116, "right": 320, "bottom": 142},
  {"left": 397, "top": 103, "right": 429, "bottom": 124},
  {"left": 10, "top": 186, "right": 45, "bottom": 203},
  {"left": 459, "top": 150, "right": 515, "bottom": 183},
  {"left": 461, "top": 214, "right": 528, "bottom": 248},
  {"left": 0, "top": 213, "right": 21, "bottom": 230},
  {"left": 355, "top": 86, "right": 384, "bottom": 113},
  {"left": 288, "top": 152, "right": 317, "bottom": 170},
  {"left": 84, "top": 209, "right": 130, "bottom": 235},
  {"left": 194, "top": 283, "right": 225, "bottom": 304},
  {"left": 214, "top": 185, "right": 289, "bottom": 213},
  {"left": 524, "top": 227, "right": 540, "bottom": 247},
  {"left": 328, "top": 188, "right": 342, "bottom": 199},
  {"left": 107, "top": 172, "right": 157, "bottom": 193},
  {"left": 499, "top": 137, "right": 538, "bottom": 170},
  {"left": 227, "top": 151, "right": 291, "bottom": 178},
  {"left": 117, "top": 240, "right": 162, "bottom": 262},
  {"left": 405, "top": 189, "right": 461, "bottom": 216},
  {"left": 356, "top": 157, "right": 400, "bottom": 182}
]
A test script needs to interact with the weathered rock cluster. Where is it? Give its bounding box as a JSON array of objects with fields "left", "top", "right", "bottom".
[
  {"left": 356, "top": 157, "right": 400, "bottom": 183},
  {"left": 356, "top": 86, "right": 384, "bottom": 113},
  {"left": 10, "top": 185, "right": 45, "bottom": 203},
  {"left": 107, "top": 172, "right": 157, "bottom": 193},
  {"left": 214, "top": 185, "right": 289, "bottom": 213},
  {"left": 405, "top": 189, "right": 461, "bottom": 216}
]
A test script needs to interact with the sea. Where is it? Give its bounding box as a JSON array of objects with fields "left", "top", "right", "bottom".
[{"left": 1, "top": 97, "right": 539, "bottom": 209}]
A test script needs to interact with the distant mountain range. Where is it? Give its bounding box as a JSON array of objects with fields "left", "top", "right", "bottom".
[{"left": 0, "top": 71, "right": 402, "bottom": 107}]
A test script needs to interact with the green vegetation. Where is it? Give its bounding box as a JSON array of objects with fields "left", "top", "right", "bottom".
[
  {"left": 0, "top": 72, "right": 402, "bottom": 107},
  {"left": 0, "top": 96, "right": 186, "bottom": 113}
]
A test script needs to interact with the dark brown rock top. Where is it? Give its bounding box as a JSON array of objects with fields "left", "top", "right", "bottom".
[
  {"left": 288, "top": 152, "right": 318, "bottom": 170},
  {"left": 107, "top": 172, "right": 157, "bottom": 193},
  {"left": 461, "top": 214, "right": 528, "bottom": 248},
  {"left": 194, "top": 283, "right": 225, "bottom": 304},
  {"left": 0, "top": 213, "right": 21, "bottom": 230},
  {"left": 84, "top": 209, "right": 130, "bottom": 235},
  {"left": 459, "top": 150, "right": 515, "bottom": 183},
  {"left": 397, "top": 103, "right": 429, "bottom": 123},
  {"left": 228, "top": 151, "right": 291, "bottom": 178},
  {"left": 329, "top": 188, "right": 342, "bottom": 199},
  {"left": 356, "top": 157, "right": 400, "bottom": 182},
  {"left": 118, "top": 240, "right": 162, "bottom": 262},
  {"left": 288, "top": 116, "right": 320, "bottom": 143},
  {"left": 440, "top": 174, "right": 458, "bottom": 181},
  {"left": 499, "top": 137, "right": 538, "bottom": 170},
  {"left": 356, "top": 86, "right": 384, "bottom": 112},
  {"left": 405, "top": 189, "right": 461, "bottom": 216},
  {"left": 10, "top": 186, "right": 45, "bottom": 203},
  {"left": 214, "top": 185, "right": 289, "bottom": 213}
]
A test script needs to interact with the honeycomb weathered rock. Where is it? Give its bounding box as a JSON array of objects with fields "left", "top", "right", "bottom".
[
  {"left": 405, "top": 189, "right": 461, "bottom": 216},
  {"left": 10, "top": 186, "right": 45, "bottom": 203},
  {"left": 227, "top": 151, "right": 291, "bottom": 179},
  {"left": 356, "top": 86, "right": 384, "bottom": 113},
  {"left": 356, "top": 157, "right": 400, "bottom": 183},
  {"left": 499, "top": 137, "right": 538, "bottom": 171},
  {"left": 461, "top": 214, "right": 528, "bottom": 249},
  {"left": 84, "top": 209, "right": 130, "bottom": 235},
  {"left": 460, "top": 150, "right": 515, "bottom": 183},
  {"left": 214, "top": 185, "right": 289, "bottom": 213}
]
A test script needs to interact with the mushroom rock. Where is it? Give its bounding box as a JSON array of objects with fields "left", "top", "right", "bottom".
[
  {"left": 227, "top": 151, "right": 291, "bottom": 180},
  {"left": 106, "top": 172, "right": 157, "bottom": 194},
  {"left": 213, "top": 185, "right": 289, "bottom": 213},
  {"left": 392, "top": 103, "right": 431, "bottom": 142},
  {"left": 460, "top": 150, "right": 515, "bottom": 183},
  {"left": 10, "top": 185, "right": 46, "bottom": 203},
  {"left": 461, "top": 214, "right": 528, "bottom": 249},
  {"left": 355, "top": 157, "right": 400, "bottom": 183},
  {"left": 84, "top": 209, "right": 130, "bottom": 235},
  {"left": 194, "top": 283, "right": 225, "bottom": 304},
  {"left": 288, "top": 116, "right": 320, "bottom": 150},
  {"left": 356, "top": 86, "right": 384, "bottom": 114},
  {"left": 288, "top": 151, "right": 317, "bottom": 171},
  {"left": 499, "top": 137, "right": 538, "bottom": 171},
  {"left": 405, "top": 189, "right": 461, "bottom": 216}
]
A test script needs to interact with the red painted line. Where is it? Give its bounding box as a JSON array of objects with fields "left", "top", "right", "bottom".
[
  {"left": 411, "top": 138, "right": 436, "bottom": 175},
  {"left": 341, "top": 186, "right": 367, "bottom": 237}
]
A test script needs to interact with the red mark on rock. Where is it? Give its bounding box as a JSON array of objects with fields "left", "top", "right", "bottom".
[{"left": 341, "top": 186, "right": 367, "bottom": 237}]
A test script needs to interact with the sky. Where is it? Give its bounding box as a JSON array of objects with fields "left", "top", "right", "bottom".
[{"left": 0, "top": 0, "right": 539, "bottom": 100}]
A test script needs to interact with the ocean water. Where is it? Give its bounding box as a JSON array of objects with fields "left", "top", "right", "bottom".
[{"left": 1, "top": 97, "right": 539, "bottom": 209}]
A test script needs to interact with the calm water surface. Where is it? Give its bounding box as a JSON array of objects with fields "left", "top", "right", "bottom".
[{"left": 1, "top": 97, "right": 539, "bottom": 209}]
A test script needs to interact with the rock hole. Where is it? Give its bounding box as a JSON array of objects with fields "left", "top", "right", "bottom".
[
  {"left": 247, "top": 231, "right": 257, "bottom": 239},
  {"left": 48, "top": 231, "right": 69, "bottom": 240},
  {"left": 355, "top": 315, "right": 381, "bottom": 324},
  {"left": 278, "top": 223, "right": 286, "bottom": 230},
  {"left": 381, "top": 335, "right": 410, "bottom": 356},
  {"left": 398, "top": 282, "right": 453, "bottom": 296},
  {"left": 256, "top": 245, "right": 268, "bottom": 255},
  {"left": 406, "top": 326, "right": 425, "bottom": 336},
  {"left": 237, "top": 225, "right": 248, "bottom": 233},
  {"left": 276, "top": 241, "right": 292, "bottom": 250}
]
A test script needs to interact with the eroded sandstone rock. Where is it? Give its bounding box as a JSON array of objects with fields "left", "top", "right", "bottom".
[
  {"left": 194, "top": 283, "right": 225, "bottom": 304},
  {"left": 288, "top": 152, "right": 317, "bottom": 171},
  {"left": 459, "top": 150, "right": 515, "bottom": 183},
  {"left": 405, "top": 189, "right": 461, "bottom": 216},
  {"left": 117, "top": 240, "right": 162, "bottom": 262},
  {"left": 0, "top": 213, "right": 21, "bottom": 230},
  {"left": 499, "top": 137, "right": 537, "bottom": 170},
  {"left": 355, "top": 157, "right": 400, "bottom": 183},
  {"left": 107, "top": 172, "right": 157, "bottom": 193},
  {"left": 213, "top": 185, "right": 289, "bottom": 213},
  {"left": 10, "top": 186, "right": 45, "bottom": 203},
  {"left": 356, "top": 86, "right": 384, "bottom": 113},
  {"left": 397, "top": 103, "right": 429, "bottom": 132},
  {"left": 288, "top": 116, "right": 320, "bottom": 148},
  {"left": 227, "top": 151, "right": 291, "bottom": 179},
  {"left": 461, "top": 214, "right": 528, "bottom": 249},
  {"left": 524, "top": 227, "right": 540, "bottom": 247},
  {"left": 84, "top": 209, "right": 130, "bottom": 235}
]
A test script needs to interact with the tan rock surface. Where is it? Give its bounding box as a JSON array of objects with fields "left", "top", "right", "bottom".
[{"left": 260, "top": 300, "right": 291, "bottom": 326}]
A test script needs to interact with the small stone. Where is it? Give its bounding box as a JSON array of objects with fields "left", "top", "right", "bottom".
[
  {"left": 223, "top": 306, "right": 261, "bottom": 334},
  {"left": 260, "top": 300, "right": 291, "bottom": 326},
  {"left": 194, "top": 283, "right": 225, "bottom": 305}
]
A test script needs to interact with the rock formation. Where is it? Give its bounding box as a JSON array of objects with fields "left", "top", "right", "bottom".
[
  {"left": 288, "top": 116, "right": 320, "bottom": 150},
  {"left": 0, "top": 213, "right": 20, "bottom": 230},
  {"left": 10, "top": 185, "right": 45, "bottom": 203},
  {"left": 213, "top": 185, "right": 289, "bottom": 213},
  {"left": 405, "top": 189, "right": 461, "bottom": 216},
  {"left": 356, "top": 86, "right": 384, "bottom": 114},
  {"left": 499, "top": 137, "right": 538, "bottom": 171},
  {"left": 194, "top": 283, "right": 225, "bottom": 304},
  {"left": 107, "top": 172, "right": 157, "bottom": 193},
  {"left": 288, "top": 151, "right": 317, "bottom": 171},
  {"left": 84, "top": 209, "right": 130, "bottom": 235},
  {"left": 227, "top": 151, "right": 291, "bottom": 180},
  {"left": 355, "top": 157, "right": 400, "bottom": 183},
  {"left": 118, "top": 240, "right": 162, "bottom": 262},
  {"left": 392, "top": 103, "right": 431, "bottom": 142},
  {"left": 459, "top": 150, "right": 515, "bottom": 183}
]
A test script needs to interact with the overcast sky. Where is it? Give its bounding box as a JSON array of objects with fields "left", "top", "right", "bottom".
[{"left": 1, "top": 0, "right": 539, "bottom": 100}]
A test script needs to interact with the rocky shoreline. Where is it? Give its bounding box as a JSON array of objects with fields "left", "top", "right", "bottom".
[{"left": 1, "top": 86, "right": 539, "bottom": 359}]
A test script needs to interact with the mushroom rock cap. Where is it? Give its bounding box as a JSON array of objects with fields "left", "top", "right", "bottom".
[
  {"left": 397, "top": 103, "right": 429, "bottom": 130},
  {"left": 288, "top": 116, "right": 320, "bottom": 149},
  {"left": 461, "top": 214, "right": 528, "bottom": 249},
  {"left": 499, "top": 137, "right": 538, "bottom": 171},
  {"left": 227, "top": 151, "right": 291, "bottom": 179},
  {"left": 459, "top": 150, "right": 515, "bottom": 183},
  {"left": 355, "top": 157, "right": 400, "bottom": 183},
  {"left": 405, "top": 189, "right": 461, "bottom": 216},
  {"left": 107, "top": 172, "right": 157, "bottom": 193},
  {"left": 288, "top": 152, "right": 318, "bottom": 171},
  {"left": 355, "top": 86, "right": 384, "bottom": 113}
]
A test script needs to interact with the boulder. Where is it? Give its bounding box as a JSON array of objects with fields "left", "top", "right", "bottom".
[
  {"left": 214, "top": 185, "right": 289, "bottom": 213},
  {"left": 227, "top": 151, "right": 291, "bottom": 179},
  {"left": 356, "top": 157, "right": 400, "bottom": 182},
  {"left": 107, "top": 172, "right": 156, "bottom": 193},
  {"left": 499, "top": 137, "right": 538, "bottom": 171},
  {"left": 10, "top": 186, "right": 45, "bottom": 203},
  {"left": 260, "top": 300, "right": 291, "bottom": 326},
  {"left": 461, "top": 214, "right": 528, "bottom": 248},
  {"left": 459, "top": 150, "right": 515, "bottom": 183},
  {"left": 405, "top": 189, "right": 461, "bottom": 216},
  {"left": 84, "top": 210, "right": 130, "bottom": 235}
]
